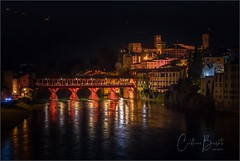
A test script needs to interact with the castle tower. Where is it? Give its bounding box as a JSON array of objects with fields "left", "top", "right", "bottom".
[
  {"left": 202, "top": 33, "right": 209, "bottom": 49},
  {"left": 154, "top": 35, "right": 166, "bottom": 54}
]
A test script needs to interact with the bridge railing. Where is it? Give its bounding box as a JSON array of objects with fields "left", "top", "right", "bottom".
[{"left": 35, "top": 78, "right": 136, "bottom": 87}]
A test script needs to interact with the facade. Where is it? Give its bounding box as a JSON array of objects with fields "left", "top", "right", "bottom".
[
  {"left": 131, "top": 57, "right": 177, "bottom": 70},
  {"left": 122, "top": 53, "right": 132, "bottom": 69},
  {"left": 202, "top": 33, "right": 209, "bottom": 49},
  {"left": 200, "top": 76, "right": 214, "bottom": 97},
  {"left": 148, "top": 67, "right": 187, "bottom": 92},
  {"left": 136, "top": 71, "right": 149, "bottom": 93},
  {"left": 1, "top": 71, "right": 14, "bottom": 100},
  {"left": 154, "top": 35, "right": 166, "bottom": 54},
  {"left": 201, "top": 59, "right": 239, "bottom": 111},
  {"left": 132, "top": 54, "right": 141, "bottom": 64},
  {"left": 128, "top": 43, "right": 142, "bottom": 53},
  {"left": 12, "top": 73, "right": 36, "bottom": 98},
  {"left": 132, "top": 66, "right": 187, "bottom": 93},
  {"left": 164, "top": 45, "right": 188, "bottom": 59},
  {"left": 214, "top": 60, "right": 239, "bottom": 111},
  {"left": 173, "top": 43, "right": 195, "bottom": 51},
  {"left": 202, "top": 56, "right": 225, "bottom": 67}
]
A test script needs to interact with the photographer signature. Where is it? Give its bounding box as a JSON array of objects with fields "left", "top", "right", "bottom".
[{"left": 177, "top": 133, "right": 224, "bottom": 152}]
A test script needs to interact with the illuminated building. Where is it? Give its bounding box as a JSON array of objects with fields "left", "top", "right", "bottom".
[
  {"left": 173, "top": 43, "right": 195, "bottom": 51},
  {"left": 154, "top": 35, "right": 166, "bottom": 54},
  {"left": 122, "top": 52, "right": 132, "bottom": 70},
  {"left": 12, "top": 73, "right": 36, "bottom": 97},
  {"left": 164, "top": 44, "right": 188, "bottom": 59},
  {"left": 131, "top": 57, "right": 177, "bottom": 70},
  {"left": 128, "top": 43, "right": 142, "bottom": 53},
  {"left": 201, "top": 65, "right": 215, "bottom": 77},
  {"left": 136, "top": 71, "right": 149, "bottom": 93},
  {"left": 202, "top": 33, "right": 209, "bottom": 49},
  {"left": 148, "top": 66, "right": 187, "bottom": 92},
  {"left": 132, "top": 66, "right": 187, "bottom": 93}
]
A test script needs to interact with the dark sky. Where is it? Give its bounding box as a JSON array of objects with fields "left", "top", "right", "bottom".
[{"left": 2, "top": 1, "right": 239, "bottom": 67}]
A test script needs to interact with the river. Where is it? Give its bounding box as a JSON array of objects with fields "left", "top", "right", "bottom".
[{"left": 1, "top": 99, "right": 239, "bottom": 159}]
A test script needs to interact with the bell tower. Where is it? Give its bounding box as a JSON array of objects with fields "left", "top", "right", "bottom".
[{"left": 154, "top": 35, "right": 166, "bottom": 54}]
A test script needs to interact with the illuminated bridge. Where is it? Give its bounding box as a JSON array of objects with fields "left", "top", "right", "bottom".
[{"left": 35, "top": 77, "right": 136, "bottom": 100}]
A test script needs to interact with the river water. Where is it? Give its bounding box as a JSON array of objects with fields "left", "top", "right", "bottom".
[{"left": 1, "top": 99, "right": 239, "bottom": 160}]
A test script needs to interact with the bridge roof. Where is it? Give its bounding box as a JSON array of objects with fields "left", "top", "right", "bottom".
[{"left": 37, "top": 74, "right": 135, "bottom": 79}]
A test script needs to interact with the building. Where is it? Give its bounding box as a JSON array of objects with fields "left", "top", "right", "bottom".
[
  {"left": 132, "top": 66, "right": 187, "bottom": 93},
  {"left": 164, "top": 44, "right": 188, "bottom": 59},
  {"left": 202, "top": 56, "right": 225, "bottom": 67},
  {"left": 202, "top": 33, "right": 209, "bottom": 49},
  {"left": 12, "top": 73, "right": 36, "bottom": 98},
  {"left": 128, "top": 43, "right": 142, "bottom": 53},
  {"left": 131, "top": 57, "right": 177, "bottom": 70},
  {"left": 214, "top": 59, "right": 239, "bottom": 111},
  {"left": 154, "top": 35, "right": 166, "bottom": 54},
  {"left": 122, "top": 53, "right": 132, "bottom": 70},
  {"left": 148, "top": 66, "right": 187, "bottom": 92},
  {"left": 201, "top": 55, "right": 228, "bottom": 78},
  {"left": 200, "top": 76, "right": 214, "bottom": 97},
  {"left": 1, "top": 70, "right": 13, "bottom": 100},
  {"left": 173, "top": 43, "right": 195, "bottom": 51},
  {"left": 201, "top": 58, "right": 239, "bottom": 111}
]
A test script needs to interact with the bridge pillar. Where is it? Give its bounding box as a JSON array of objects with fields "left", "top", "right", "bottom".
[
  {"left": 88, "top": 88, "right": 99, "bottom": 100},
  {"left": 108, "top": 88, "right": 119, "bottom": 100},
  {"left": 69, "top": 88, "right": 79, "bottom": 101},
  {"left": 124, "top": 87, "right": 135, "bottom": 99},
  {"left": 48, "top": 88, "right": 59, "bottom": 100}
]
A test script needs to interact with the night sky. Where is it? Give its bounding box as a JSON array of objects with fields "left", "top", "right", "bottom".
[{"left": 2, "top": 1, "right": 239, "bottom": 67}]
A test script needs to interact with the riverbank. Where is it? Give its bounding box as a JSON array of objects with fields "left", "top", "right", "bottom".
[{"left": 1, "top": 101, "right": 32, "bottom": 131}]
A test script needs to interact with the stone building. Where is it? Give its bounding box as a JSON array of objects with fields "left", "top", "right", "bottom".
[{"left": 214, "top": 59, "right": 239, "bottom": 111}]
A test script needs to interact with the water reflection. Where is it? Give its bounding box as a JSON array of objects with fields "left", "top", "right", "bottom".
[{"left": 1, "top": 99, "right": 239, "bottom": 160}]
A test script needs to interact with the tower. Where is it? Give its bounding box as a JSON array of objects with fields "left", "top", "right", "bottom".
[
  {"left": 154, "top": 35, "right": 166, "bottom": 54},
  {"left": 202, "top": 33, "right": 209, "bottom": 49}
]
